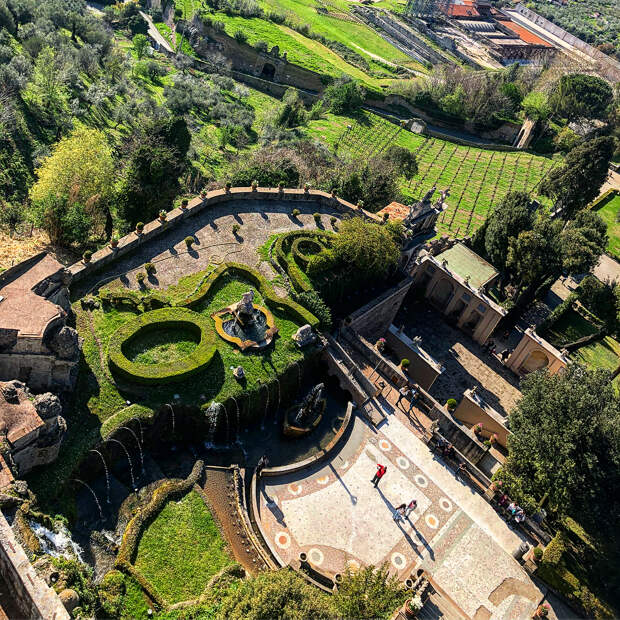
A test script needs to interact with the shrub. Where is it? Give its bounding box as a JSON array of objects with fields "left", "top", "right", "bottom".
[
  {"left": 181, "top": 198, "right": 189, "bottom": 208},
  {"left": 330, "top": 216, "right": 337, "bottom": 227},
  {"left": 400, "top": 358, "right": 410, "bottom": 368},
  {"left": 159, "top": 210, "right": 167, "bottom": 220},
  {"left": 107, "top": 308, "right": 217, "bottom": 385},
  {"left": 136, "top": 272, "right": 146, "bottom": 283},
  {"left": 145, "top": 262, "right": 155, "bottom": 274},
  {"left": 99, "top": 570, "right": 125, "bottom": 618},
  {"left": 254, "top": 40, "right": 268, "bottom": 53},
  {"left": 233, "top": 29, "right": 247, "bottom": 44},
  {"left": 232, "top": 223, "right": 241, "bottom": 234},
  {"left": 306, "top": 249, "right": 337, "bottom": 276},
  {"left": 184, "top": 236, "right": 194, "bottom": 247},
  {"left": 313, "top": 212, "right": 321, "bottom": 223},
  {"left": 292, "top": 208, "right": 300, "bottom": 218},
  {"left": 136, "top": 221, "right": 144, "bottom": 231},
  {"left": 295, "top": 290, "right": 332, "bottom": 330},
  {"left": 323, "top": 79, "right": 364, "bottom": 114},
  {"left": 83, "top": 250, "right": 93, "bottom": 261},
  {"left": 533, "top": 546, "right": 544, "bottom": 562},
  {"left": 446, "top": 398, "right": 457, "bottom": 409}
]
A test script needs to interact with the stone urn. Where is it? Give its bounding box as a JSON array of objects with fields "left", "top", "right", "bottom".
[
  {"left": 180, "top": 198, "right": 189, "bottom": 210},
  {"left": 158, "top": 211, "right": 167, "bottom": 223},
  {"left": 110, "top": 237, "right": 119, "bottom": 249},
  {"left": 403, "top": 595, "right": 423, "bottom": 619}
]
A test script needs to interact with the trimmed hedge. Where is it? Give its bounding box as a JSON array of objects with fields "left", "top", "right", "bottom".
[
  {"left": 107, "top": 308, "right": 217, "bottom": 385},
  {"left": 115, "top": 461, "right": 204, "bottom": 608},
  {"left": 290, "top": 237, "right": 323, "bottom": 268},
  {"left": 180, "top": 262, "right": 319, "bottom": 329}
]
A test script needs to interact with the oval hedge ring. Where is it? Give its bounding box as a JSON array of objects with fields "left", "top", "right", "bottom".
[{"left": 107, "top": 308, "right": 217, "bottom": 385}]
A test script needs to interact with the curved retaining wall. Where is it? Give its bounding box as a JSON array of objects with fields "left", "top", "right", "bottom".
[{"left": 69, "top": 188, "right": 380, "bottom": 284}]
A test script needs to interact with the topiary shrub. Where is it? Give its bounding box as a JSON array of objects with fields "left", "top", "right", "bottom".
[
  {"left": 107, "top": 308, "right": 217, "bottom": 385},
  {"left": 292, "top": 208, "right": 300, "bottom": 218},
  {"left": 295, "top": 290, "right": 332, "bottom": 330},
  {"left": 306, "top": 249, "right": 337, "bottom": 276},
  {"left": 446, "top": 398, "right": 457, "bottom": 410},
  {"left": 291, "top": 237, "right": 323, "bottom": 268},
  {"left": 232, "top": 223, "right": 241, "bottom": 235},
  {"left": 83, "top": 250, "right": 93, "bottom": 263},
  {"left": 533, "top": 546, "right": 544, "bottom": 562},
  {"left": 145, "top": 262, "right": 155, "bottom": 274},
  {"left": 185, "top": 236, "right": 195, "bottom": 248},
  {"left": 136, "top": 272, "right": 146, "bottom": 283},
  {"left": 313, "top": 212, "right": 321, "bottom": 224},
  {"left": 330, "top": 216, "right": 337, "bottom": 227},
  {"left": 400, "top": 358, "right": 410, "bottom": 368}
]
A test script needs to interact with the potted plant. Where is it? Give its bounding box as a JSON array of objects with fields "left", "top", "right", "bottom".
[
  {"left": 145, "top": 262, "right": 156, "bottom": 274},
  {"left": 404, "top": 594, "right": 423, "bottom": 619},
  {"left": 136, "top": 272, "right": 146, "bottom": 285},
  {"left": 180, "top": 198, "right": 189, "bottom": 210},
  {"left": 331, "top": 188, "right": 337, "bottom": 198},
  {"left": 200, "top": 188, "right": 207, "bottom": 198},
  {"left": 490, "top": 480, "right": 502, "bottom": 493},
  {"left": 357, "top": 200, "right": 364, "bottom": 209},
  {"left": 304, "top": 182, "right": 310, "bottom": 194},
  {"left": 225, "top": 182, "right": 232, "bottom": 194},
  {"left": 278, "top": 181, "right": 285, "bottom": 195},
  {"left": 400, "top": 358, "right": 411, "bottom": 373},
  {"left": 110, "top": 236, "right": 119, "bottom": 249},
  {"left": 533, "top": 603, "right": 550, "bottom": 618},
  {"left": 292, "top": 208, "right": 300, "bottom": 218},
  {"left": 375, "top": 337, "right": 386, "bottom": 353},
  {"left": 533, "top": 547, "right": 543, "bottom": 563},
  {"left": 158, "top": 210, "right": 167, "bottom": 223},
  {"left": 135, "top": 222, "right": 144, "bottom": 235},
  {"left": 232, "top": 223, "right": 241, "bottom": 236},
  {"left": 184, "top": 236, "right": 195, "bottom": 248},
  {"left": 473, "top": 422, "right": 483, "bottom": 437},
  {"left": 490, "top": 433, "right": 498, "bottom": 445},
  {"left": 83, "top": 250, "right": 93, "bottom": 264},
  {"left": 446, "top": 398, "right": 457, "bottom": 412},
  {"left": 383, "top": 212, "right": 389, "bottom": 222},
  {"left": 251, "top": 179, "right": 258, "bottom": 191}
]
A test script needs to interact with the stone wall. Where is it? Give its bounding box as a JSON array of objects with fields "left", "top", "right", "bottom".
[
  {"left": 346, "top": 279, "right": 413, "bottom": 343},
  {"left": 0, "top": 513, "right": 70, "bottom": 619},
  {"left": 0, "top": 352, "right": 76, "bottom": 392},
  {"left": 453, "top": 389, "right": 511, "bottom": 448}
]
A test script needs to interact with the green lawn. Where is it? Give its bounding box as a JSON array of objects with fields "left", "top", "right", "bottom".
[
  {"left": 305, "top": 110, "right": 555, "bottom": 236},
  {"left": 134, "top": 491, "right": 232, "bottom": 604},
  {"left": 125, "top": 328, "right": 199, "bottom": 365},
  {"left": 593, "top": 192, "right": 620, "bottom": 260},
  {"left": 545, "top": 308, "right": 599, "bottom": 346}
]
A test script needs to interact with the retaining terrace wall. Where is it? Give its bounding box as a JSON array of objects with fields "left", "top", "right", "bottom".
[{"left": 69, "top": 188, "right": 381, "bottom": 283}]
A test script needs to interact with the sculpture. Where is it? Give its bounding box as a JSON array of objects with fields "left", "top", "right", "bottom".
[
  {"left": 283, "top": 383, "right": 327, "bottom": 437},
  {"left": 294, "top": 383, "right": 324, "bottom": 426},
  {"left": 292, "top": 324, "right": 316, "bottom": 348}
]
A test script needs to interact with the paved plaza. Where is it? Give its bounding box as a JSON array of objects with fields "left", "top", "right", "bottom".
[{"left": 257, "top": 402, "right": 542, "bottom": 619}]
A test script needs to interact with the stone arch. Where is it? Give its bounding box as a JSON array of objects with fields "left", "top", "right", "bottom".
[
  {"left": 431, "top": 278, "right": 454, "bottom": 308},
  {"left": 521, "top": 349, "right": 548, "bottom": 373},
  {"left": 260, "top": 63, "right": 276, "bottom": 80}
]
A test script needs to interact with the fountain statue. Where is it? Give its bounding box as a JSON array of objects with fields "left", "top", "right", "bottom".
[
  {"left": 212, "top": 289, "right": 278, "bottom": 351},
  {"left": 292, "top": 324, "right": 316, "bottom": 348},
  {"left": 283, "top": 383, "right": 327, "bottom": 438}
]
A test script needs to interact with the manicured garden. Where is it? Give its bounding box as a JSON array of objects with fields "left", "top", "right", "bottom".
[
  {"left": 134, "top": 490, "right": 232, "bottom": 604},
  {"left": 305, "top": 110, "right": 556, "bottom": 236},
  {"left": 592, "top": 190, "right": 620, "bottom": 259},
  {"left": 27, "top": 264, "right": 315, "bottom": 511}
]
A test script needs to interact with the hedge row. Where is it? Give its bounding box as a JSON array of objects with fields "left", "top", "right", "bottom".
[
  {"left": 290, "top": 237, "right": 324, "bottom": 269},
  {"left": 107, "top": 308, "right": 217, "bottom": 385},
  {"left": 180, "top": 262, "right": 319, "bottom": 328},
  {"left": 99, "top": 288, "right": 171, "bottom": 311},
  {"left": 115, "top": 461, "right": 204, "bottom": 609}
]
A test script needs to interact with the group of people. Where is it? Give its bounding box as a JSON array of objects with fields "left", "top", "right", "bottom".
[
  {"left": 371, "top": 465, "right": 418, "bottom": 524},
  {"left": 483, "top": 338, "right": 512, "bottom": 363},
  {"left": 497, "top": 493, "right": 526, "bottom": 524},
  {"left": 395, "top": 384, "right": 418, "bottom": 413},
  {"left": 435, "top": 437, "right": 468, "bottom": 481}
]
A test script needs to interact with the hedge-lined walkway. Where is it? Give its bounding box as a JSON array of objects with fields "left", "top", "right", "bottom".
[{"left": 75, "top": 199, "right": 344, "bottom": 297}]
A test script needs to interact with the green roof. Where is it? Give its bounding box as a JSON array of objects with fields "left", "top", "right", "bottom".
[{"left": 436, "top": 243, "right": 498, "bottom": 289}]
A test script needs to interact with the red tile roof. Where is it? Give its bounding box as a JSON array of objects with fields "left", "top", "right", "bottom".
[{"left": 497, "top": 18, "right": 553, "bottom": 47}]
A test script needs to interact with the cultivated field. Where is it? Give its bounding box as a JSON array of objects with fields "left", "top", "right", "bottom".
[{"left": 306, "top": 111, "right": 556, "bottom": 237}]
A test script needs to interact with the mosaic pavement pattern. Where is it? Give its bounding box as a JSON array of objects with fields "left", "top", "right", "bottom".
[{"left": 257, "top": 412, "right": 542, "bottom": 619}]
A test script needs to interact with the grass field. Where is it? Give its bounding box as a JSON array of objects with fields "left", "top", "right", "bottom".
[
  {"left": 305, "top": 110, "right": 556, "bottom": 237},
  {"left": 593, "top": 192, "right": 620, "bottom": 260},
  {"left": 134, "top": 490, "right": 232, "bottom": 604}
]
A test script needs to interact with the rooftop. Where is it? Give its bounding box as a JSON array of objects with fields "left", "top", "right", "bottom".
[
  {"left": 0, "top": 382, "right": 44, "bottom": 445},
  {"left": 0, "top": 253, "right": 65, "bottom": 338},
  {"left": 435, "top": 243, "right": 498, "bottom": 289}
]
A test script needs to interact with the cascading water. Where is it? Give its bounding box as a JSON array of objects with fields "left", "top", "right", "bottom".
[
  {"left": 90, "top": 449, "right": 111, "bottom": 504},
  {"left": 29, "top": 520, "right": 84, "bottom": 562},
  {"left": 204, "top": 402, "right": 222, "bottom": 446},
  {"left": 119, "top": 426, "right": 144, "bottom": 472},
  {"left": 167, "top": 403, "right": 175, "bottom": 434},
  {"left": 261, "top": 382, "right": 269, "bottom": 430},
  {"left": 129, "top": 416, "right": 144, "bottom": 445},
  {"left": 221, "top": 402, "right": 230, "bottom": 443},
  {"left": 72, "top": 478, "right": 104, "bottom": 521},
  {"left": 106, "top": 438, "right": 136, "bottom": 490},
  {"left": 231, "top": 396, "right": 241, "bottom": 443}
]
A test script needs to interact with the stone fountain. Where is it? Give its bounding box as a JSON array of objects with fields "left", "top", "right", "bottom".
[
  {"left": 212, "top": 289, "right": 278, "bottom": 351},
  {"left": 283, "top": 383, "right": 326, "bottom": 438}
]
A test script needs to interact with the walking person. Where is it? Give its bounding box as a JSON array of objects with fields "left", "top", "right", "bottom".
[
  {"left": 395, "top": 385, "right": 411, "bottom": 410},
  {"left": 500, "top": 348, "right": 510, "bottom": 363},
  {"left": 393, "top": 503, "right": 406, "bottom": 522},
  {"left": 371, "top": 463, "right": 387, "bottom": 488},
  {"left": 405, "top": 499, "right": 417, "bottom": 518},
  {"left": 455, "top": 462, "right": 467, "bottom": 481},
  {"left": 256, "top": 454, "right": 269, "bottom": 474}
]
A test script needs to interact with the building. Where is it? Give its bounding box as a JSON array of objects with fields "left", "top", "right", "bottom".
[
  {"left": 409, "top": 242, "right": 506, "bottom": 344},
  {"left": 0, "top": 253, "right": 81, "bottom": 391}
]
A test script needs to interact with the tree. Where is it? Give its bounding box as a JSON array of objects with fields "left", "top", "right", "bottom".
[
  {"left": 506, "top": 215, "right": 562, "bottom": 292},
  {"left": 323, "top": 79, "right": 363, "bottom": 115},
  {"left": 549, "top": 73, "right": 614, "bottom": 121},
  {"left": 332, "top": 216, "right": 400, "bottom": 280},
  {"left": 521, "top": 91, "right": 551, "bottom": 122},
  {"left": 384, "top": 145, "right": 418, "bottom": 179},
  {"left": 539, "top": 137, "right": 615, "bottom": 219},
  {"left": 117, "top": 116, "right": 190, "bottom": 226},
  {"left": 216, "top": 569, "right": 334, "bottom": 620},
  {"left": 484, "top": 192, "right": 534, "bottom": 272},
  {"left": 30, "top": 126, "right": 115, "bottom": 239},
  {"left": 332, "top": 565, "right": 408, "bottom": 620},
  {"left": 132, "top": 34, "right": 149, "bottom": 60},
  {"left": 29, "top": 194, "right": 92, "bottom": 246},
  {"left": 275, "top": 88, "right": 307, "bottom": 129},
  {"left": 506, "top": 365, "right": 620, "bottom": 530},
  {"left": 559, "top": 210, "right": 607, "bottom": 275}
]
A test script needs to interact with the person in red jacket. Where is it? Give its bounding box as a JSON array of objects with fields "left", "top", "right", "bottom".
[{"left": 371, "top": 463, "right": 387, "bottom": 487}]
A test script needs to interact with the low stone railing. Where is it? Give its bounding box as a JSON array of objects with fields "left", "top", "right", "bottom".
[{"left": 69, "top": 187, "right": 380, "bottom": 283}]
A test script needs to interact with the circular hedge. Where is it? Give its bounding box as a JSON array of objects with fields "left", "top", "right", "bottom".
[
  {"left": 291, "top": 237, "right": 324, "bottom": 268},
  {"left": 107, "top": 308, "right": 217, "bottom": 385}
]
